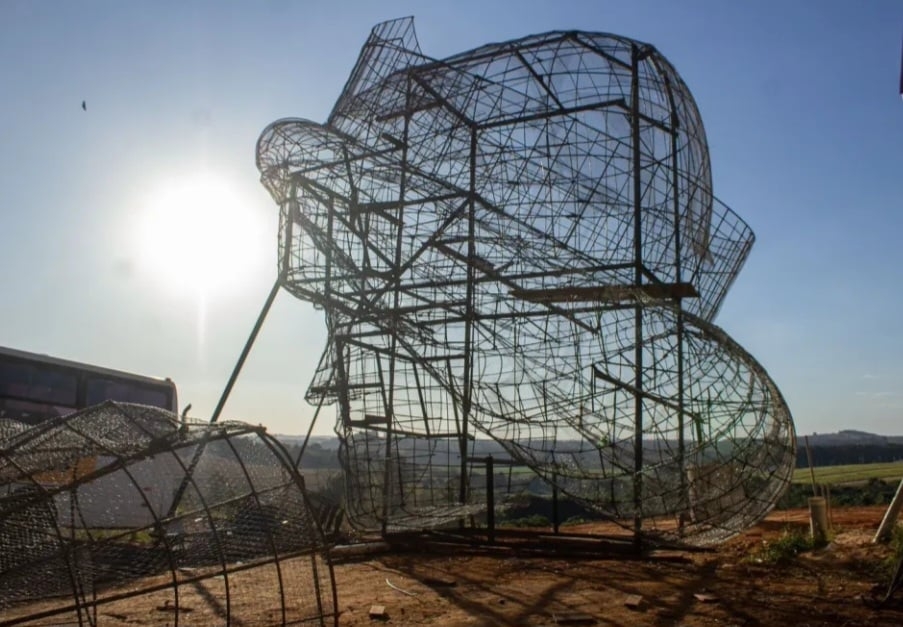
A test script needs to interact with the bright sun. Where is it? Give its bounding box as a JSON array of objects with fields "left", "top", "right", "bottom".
[{"left": 137, "top": 174, "right": 264, "bottom": 297}]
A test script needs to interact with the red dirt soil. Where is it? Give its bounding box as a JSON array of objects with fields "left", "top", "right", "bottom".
[
  {"left": 5, "top": 506, "right": 902, "bottom": 626},
  {"left": 332, "top": 506, "right": 903, "bottom": 626}
]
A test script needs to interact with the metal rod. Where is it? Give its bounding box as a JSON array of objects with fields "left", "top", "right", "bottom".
[
  {"left": 663, "top": 71, "right": 688, "bottom": 532},
  {"left": 458, "top": 126, "right": 478, "bottom": 505},
  {"left": 485, "top": 455, "right": 495, "bottom": 543},
  {"left": 295, "top": 391, "right": 327, "bottom": 468},
  {"left": 165, "top": 278, "right": 282, "bottom": 523},
  {"left": 630, "top": 42, "right": 645, "bottom": 541},
  {"left": 210, "top": 279, "right": 281, "bottom": 424}
]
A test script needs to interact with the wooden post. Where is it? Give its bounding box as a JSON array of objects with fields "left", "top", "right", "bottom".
[
  {"left": 804, "top": 435, "right": 818, "bottom": 497},
  {"left": 875, "top": 477, "right": 903, "bottom": 543},
  {"left": 809, "top": 496, "right": 828, "bottom": 545}
]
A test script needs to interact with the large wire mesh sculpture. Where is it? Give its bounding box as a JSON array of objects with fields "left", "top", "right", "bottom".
[
  {"left": 256, "top": 17, "right": 795, "bottom": 545},
  {"left": 0, "top": 402, "right": 337, "bottom": 626}
]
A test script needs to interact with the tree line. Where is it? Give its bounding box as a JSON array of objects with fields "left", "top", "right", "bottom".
[{"left": 796, "top": 443, "right": 903, "bottom": 468}]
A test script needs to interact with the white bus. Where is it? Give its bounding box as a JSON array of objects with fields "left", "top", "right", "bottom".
[
  {"left": 0, "top": 345, "right": 178, "bottom": 424},
  {"left": 0, "top": 346, "right": 182, "bottom": 527}
]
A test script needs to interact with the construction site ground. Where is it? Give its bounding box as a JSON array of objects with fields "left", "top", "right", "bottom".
[
  {"left": 7, "top": 506, "right": 903, "bottom": 626},
  {"left": 332, "top": 505, "right": 903, "bottom": 626}
]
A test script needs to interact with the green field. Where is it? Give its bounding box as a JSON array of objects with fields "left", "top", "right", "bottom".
[{"left": 792, "top": 461, "right": 903, "bottom": 486}]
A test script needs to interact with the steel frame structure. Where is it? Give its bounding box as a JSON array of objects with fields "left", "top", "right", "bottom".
[
  {"left": 0, "top": 402, "right": 337, "bottom": 626},
  {"left": 255, "top": 17, "right": 795, "bottom": 545}
]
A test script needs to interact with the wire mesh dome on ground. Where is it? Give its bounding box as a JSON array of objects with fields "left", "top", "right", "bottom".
[
  {"left": 0, "top": 401, "right": 337, "bottom": 626},
  {"left": 256, "top": 17, "right": 794, "bottom": 544}
]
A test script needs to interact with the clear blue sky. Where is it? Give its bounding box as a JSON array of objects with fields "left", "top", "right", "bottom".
[{"left": 1, "top": 0, "right": 901, "bottom": 436}]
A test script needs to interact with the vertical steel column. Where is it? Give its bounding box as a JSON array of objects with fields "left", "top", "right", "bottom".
[
  {"left": 485, "top": 456, "right": 495, "bottom": 543},
  {"left": 294, "top": 195, "right": 333, "bottom": 466},
  {"left": 663, "top": 73, "right": 688, "bottom": 531},
  {"left": 630, "top": 44, "right": 645, "bottom": 539},
  {"left": 459, "top": 125, "right": 477, "bottom": 504},
  {"left": 280, "top": 188, "right": 297, "bottom": 280},
  {"left": 380, "top": 79, "right": 412, "bottom": 531}
]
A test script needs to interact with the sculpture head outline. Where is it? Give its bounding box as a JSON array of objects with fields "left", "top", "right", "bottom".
[{"left": 257, "top": 18, "right": 793, "bottom": 544}]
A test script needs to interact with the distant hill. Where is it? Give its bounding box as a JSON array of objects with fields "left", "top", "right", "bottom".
[
  {"left": 274, "top": 434, "right": 341, "bottom": 449},
  {"left": 273, "top": 429, "right": 903, "bottom": 470},
  {"left": 797, "top": 430, "right": 903, "bottom": 467},
  {"left": 801, "top": 430, "right": 903, "bottom": 447}
]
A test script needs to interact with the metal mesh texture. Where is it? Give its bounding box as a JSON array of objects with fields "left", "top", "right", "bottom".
[
  {"left": 256, "top": 17, "right": 795, "bottom": 545},
  {"left": 0, "top": 402, "right": 337, "bottom": 626}
]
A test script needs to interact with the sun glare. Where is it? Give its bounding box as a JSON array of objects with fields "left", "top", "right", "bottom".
[{"left": 137, "top": 174, "right": 264, "bottom": 298}]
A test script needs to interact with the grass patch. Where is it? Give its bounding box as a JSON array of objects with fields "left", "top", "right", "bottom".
[
  {"left": 778, "top": 478, "right": 897, "bottom": 509},
  {"left": 501, "top": 514, "right": 551, "bottom": 528},
  {"left": 750, "top": 527, "right": 822, "bottom": 565},
  {"left": 563, "top": 516, "right": 591, "bottom": 526},
  {"left": 792, "top": 462, "right": 903, "bottom": 486}
]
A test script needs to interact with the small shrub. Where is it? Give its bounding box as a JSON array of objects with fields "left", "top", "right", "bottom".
[
  {"left": 751, "top": 527, "right": 818, "bottom": 564},
  {"left": 502, "top": 514, "right": 550, "bottom": 528},
  {"left": 879, "top": 525, "right": 903, "bottom": 583},
  {"left": 563, "top": 516, "right": 590, "bottom": 526}
]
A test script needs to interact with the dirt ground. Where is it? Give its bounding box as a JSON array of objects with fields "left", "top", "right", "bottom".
[
  {"left": 5, "top": 506, "right": 903, "bottom": 626},
  {"left": 332, "top": 506, "right": 903, "bottom": 627}
]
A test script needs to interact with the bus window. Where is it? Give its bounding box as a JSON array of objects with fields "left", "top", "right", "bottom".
[
  {"left": 85, "top": 377, "right": 170, "bottom": 409},
  {"left": 0, "top": 359, "right": 78, "bottom": 406},
  {"left": 0, "top": 398, "right": 74, "bottom": 425}
]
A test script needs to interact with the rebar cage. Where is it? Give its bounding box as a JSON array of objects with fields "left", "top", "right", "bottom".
[
  {"left": 256, "top": 17, "right": 795, "bottom": 544},
  {"left": 0, "top": 402, "right": 337, "bottom": 626}
]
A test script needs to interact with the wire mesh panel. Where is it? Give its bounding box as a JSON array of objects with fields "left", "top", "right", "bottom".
[
  {"left": 0, "top": 402, "right": 337, "bottom": 626},
  {"left": 256, "top": 17, "right": 794, "bottom": 544}
]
